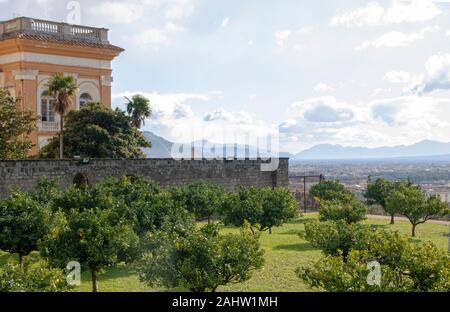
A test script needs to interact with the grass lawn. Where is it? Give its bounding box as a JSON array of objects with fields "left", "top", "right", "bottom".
[{"left": 1, "top": 214, "right": 449, "bottom": 292}]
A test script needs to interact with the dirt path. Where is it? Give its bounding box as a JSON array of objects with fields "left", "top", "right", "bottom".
[
  {"left": 366, "top": 214, "right": 450, "bottom": 225},
  {"left": 304, "top": 212, "right": 450, "bottom": 225}
]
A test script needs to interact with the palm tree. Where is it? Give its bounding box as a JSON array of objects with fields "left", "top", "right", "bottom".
[
  {"left": 125, "top": 94, "right": 152, "bottom": 128},
  {"left": 46, "top": 73, "right": 77, "bottom": 159}
]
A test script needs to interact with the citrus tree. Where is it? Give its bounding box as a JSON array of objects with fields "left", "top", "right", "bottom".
[
  {"left": 221, "top": 187, "right": 298, "bottom": 233},
  {"left": 0, "top": 191, "right": 52, "bottom": 269},
  {"left": 136, "top": 223, "right": 264, "bottom": 292},
  {"left": 41, "top": 208, "right": 138, "bottom": 292},
  {"left": 386, "top": 184, "right": 449, "bottom": 237}
]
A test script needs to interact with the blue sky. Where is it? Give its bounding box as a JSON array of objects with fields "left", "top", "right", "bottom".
[{"left": 2, "top": 0, "right": 450, "bottom": 153}]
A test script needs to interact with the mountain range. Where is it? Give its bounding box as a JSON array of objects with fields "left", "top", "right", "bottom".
[
  {"left": 141, "top": 132, "right": 450, "bottom": 161},
  {"left": 294, "top": 140, "right": 450, "bottom": 160}
]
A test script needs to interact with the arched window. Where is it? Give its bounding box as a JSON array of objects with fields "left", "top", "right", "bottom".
[
  {"left": 79, "top": 92, "right": 93, "bottom": 108},
  {"left": 40, "top": 91, "right": 55, "bottom": 122}
]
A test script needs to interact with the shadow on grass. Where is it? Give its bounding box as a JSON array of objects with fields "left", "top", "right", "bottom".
[
  {"left": 272, "top": 242, "right": 317, "bottom": 252},
  {"left": 279, "top": 229, "right": 302, "bottom": 236}
]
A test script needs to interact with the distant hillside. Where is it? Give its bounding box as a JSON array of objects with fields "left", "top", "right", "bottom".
[
  {"left": 295, "top": 140, "right": 450, "bottom": 160},
  {"left": 141, "top": 131, "right": 294, "bottom": 159},
  {"left": 142, "top": 131, "right": 174, "bottom": 158}
]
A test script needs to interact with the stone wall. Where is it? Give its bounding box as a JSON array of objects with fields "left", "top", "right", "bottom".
[{"left": 0, "top": 158, "right": 289, "bottom": 197}]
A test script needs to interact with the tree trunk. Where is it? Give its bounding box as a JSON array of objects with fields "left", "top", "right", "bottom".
[
  {"left": 390, "top": 214, "right": 395, "bottom": 225},
  {"left": 91, "top": 269, "right": 99, "bottom": 293},
  {"left": 59, "top": 116, "right": 64, "bottom": 159},
  {"left": 269, "top": 227, "right": 272, "bottom": 234},
  {"left": 447, "top": 224, "right": 450, "bottom": 254},
  {"left": 411, "top": 224, "right": 417, "bottom": 237},
  {"left": 18, "top": 254, "right": 24, "bottom": 271}
]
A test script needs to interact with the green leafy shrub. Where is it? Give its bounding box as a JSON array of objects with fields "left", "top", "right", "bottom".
[
  {"left": 41, "top": 208, "right": 138, "bottom": 292},
  {"left": 0, "top": 262, "right": 71, "bottom": 292},
  {"left": 136, "top": 223, "right": 264, "bottom": 292},
  {"left": 98, "top": 176, "right": 194, "bottom": 236},
  {"left": 169, "top": 182, "right": 227, "bottom": 222},
  {"left": 309, "top": 180, "right": 354, "bottom": 203},
  {"left": 297, "top": 234, "right": 450, "bottom": 292},
  {"left": 221, "top": 187, "right": 299, "bottom": 233},
  {"left": 0, "top": 191, "right": 52, "bottom": 268},
  {"left": 301, "top": 220, "right": 373, "bottom": 260},
  {"left": 319, "top": 199, "right": 367, "bottom": 224}
]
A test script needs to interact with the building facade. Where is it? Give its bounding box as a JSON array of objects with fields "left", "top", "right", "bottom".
[{"left": 0, "top": 17, "right": 123, "bottom": 155}]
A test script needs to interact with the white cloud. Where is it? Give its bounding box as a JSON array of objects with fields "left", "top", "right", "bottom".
[
  {"left": 384, "top": 71, "right": 411, "bottom": 83},
  {"left": 221, "top": 17, "right": 230, "bottom": 28},
  {"left": 410, "top": 53, "right": 450, "bottom": 94},
  {"left": 203, "top": 109, "right": 255, "bottom": 124},
  {"left": 289, "top": 96, "right": 362, "bottom": 124},
  {"left": 447, "top": 30, "right": 450, "bottom": 37},
  {"left": 88, "top": 1, "right": 147, "bottom": 24},
  {"left": 313, "top": 82, "right": 345, "bottom": 93},
  {"left": 128, "top": 21, "right": 184, "bottom": 47},
  {"left": 314, "top": 83, "right": 335, "bottom": 92},
  {"left": 165, "top": 0, "right": 195, "bottom": 20},
  {"left": 130, "top": 28, "right": 169, "bottom": 46},
  {"left": 298, "top": 26, "right": 314, "bottom": 34},
  {"left": 112, "top": 91, "right": 209, "bottom": 122},
  {"left": 356, "top": 26, "right": 438, "bottom": 50},
  {"left": 330, "top": 0, "right": 441, "bottom": 28},
  {"left": 279, "top": 94, "right": 450, "bottom": 152},
  {"left": 370, "top": 96, "right": 447, "bottom": 128},
  {"left": 274, "top": 30, "right": 291, "bottom": 48}
]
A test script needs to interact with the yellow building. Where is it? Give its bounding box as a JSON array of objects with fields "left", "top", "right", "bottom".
[{"left": 0, "top": 17, "right": 123, "bottom": 155}]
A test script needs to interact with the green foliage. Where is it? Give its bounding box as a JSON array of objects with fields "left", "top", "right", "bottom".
[
  {"left": 46, "top": 73, "right": 77, "bottom": 116},
  {"left": 53, "top": 184, "right": 118, "bottom": 213},
  {"left": 309, "top": 180, "right": 353, "bottom": 203},
  {"left": 170, "top": 182, "right": 226, "bottom": 222},
  {"left": 0, "top": 89, "right": 35, "bottom": 159},
  {"left": 221, "top": 187, "right": 263, "bottom": 229},
  {"left": 386, "top": 184, "right": 449, "bottom": 236},
  {"left": 41, "top": 208, "right": 138, "bottom": 292},
  {"left": 297, "top": 232, "right": 450, "bottom": 292},
  {"left": 98, "top": 177, "right": 195, "bottom": 237},
  {"left": 39, "top": 102, "right": 150, "bottom": 159},
  {"left": 46, "top": 73, "right": 78, "bottom": 159},
  {"left": 0, "top": 262, "right": 71, "bottom": 292},
  {"left": 30, "top": 178, "right": 61, "bottom": 206},
  {"left": 319, "top": 199, "right": 367, "bottom": 224},
  {"left": 309, "top": 180, "right": 367, "bottom": 224},
  {"left": 125, "top": 94, "right": 152, "bottom": 128},
  {"left": 259, "top": 188, "right": 298, "bottom": 233},
  {"left": 0, "top": 191, "right": 52, "bottom": 265},
  {"left": 221, "top": 187, "right": 299, "bottom": 233},
  {"left": 365, "top": 178, "right": 394, "bottom": 208},
  {"left": 136, "top": 223, "right": 264, "bottom": 292},
  {"left": 365, "top": 178, "right": 407, "bottom": 223},
  {"left": 301, "top": 220, "right": 373, "bottom": 259}
]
